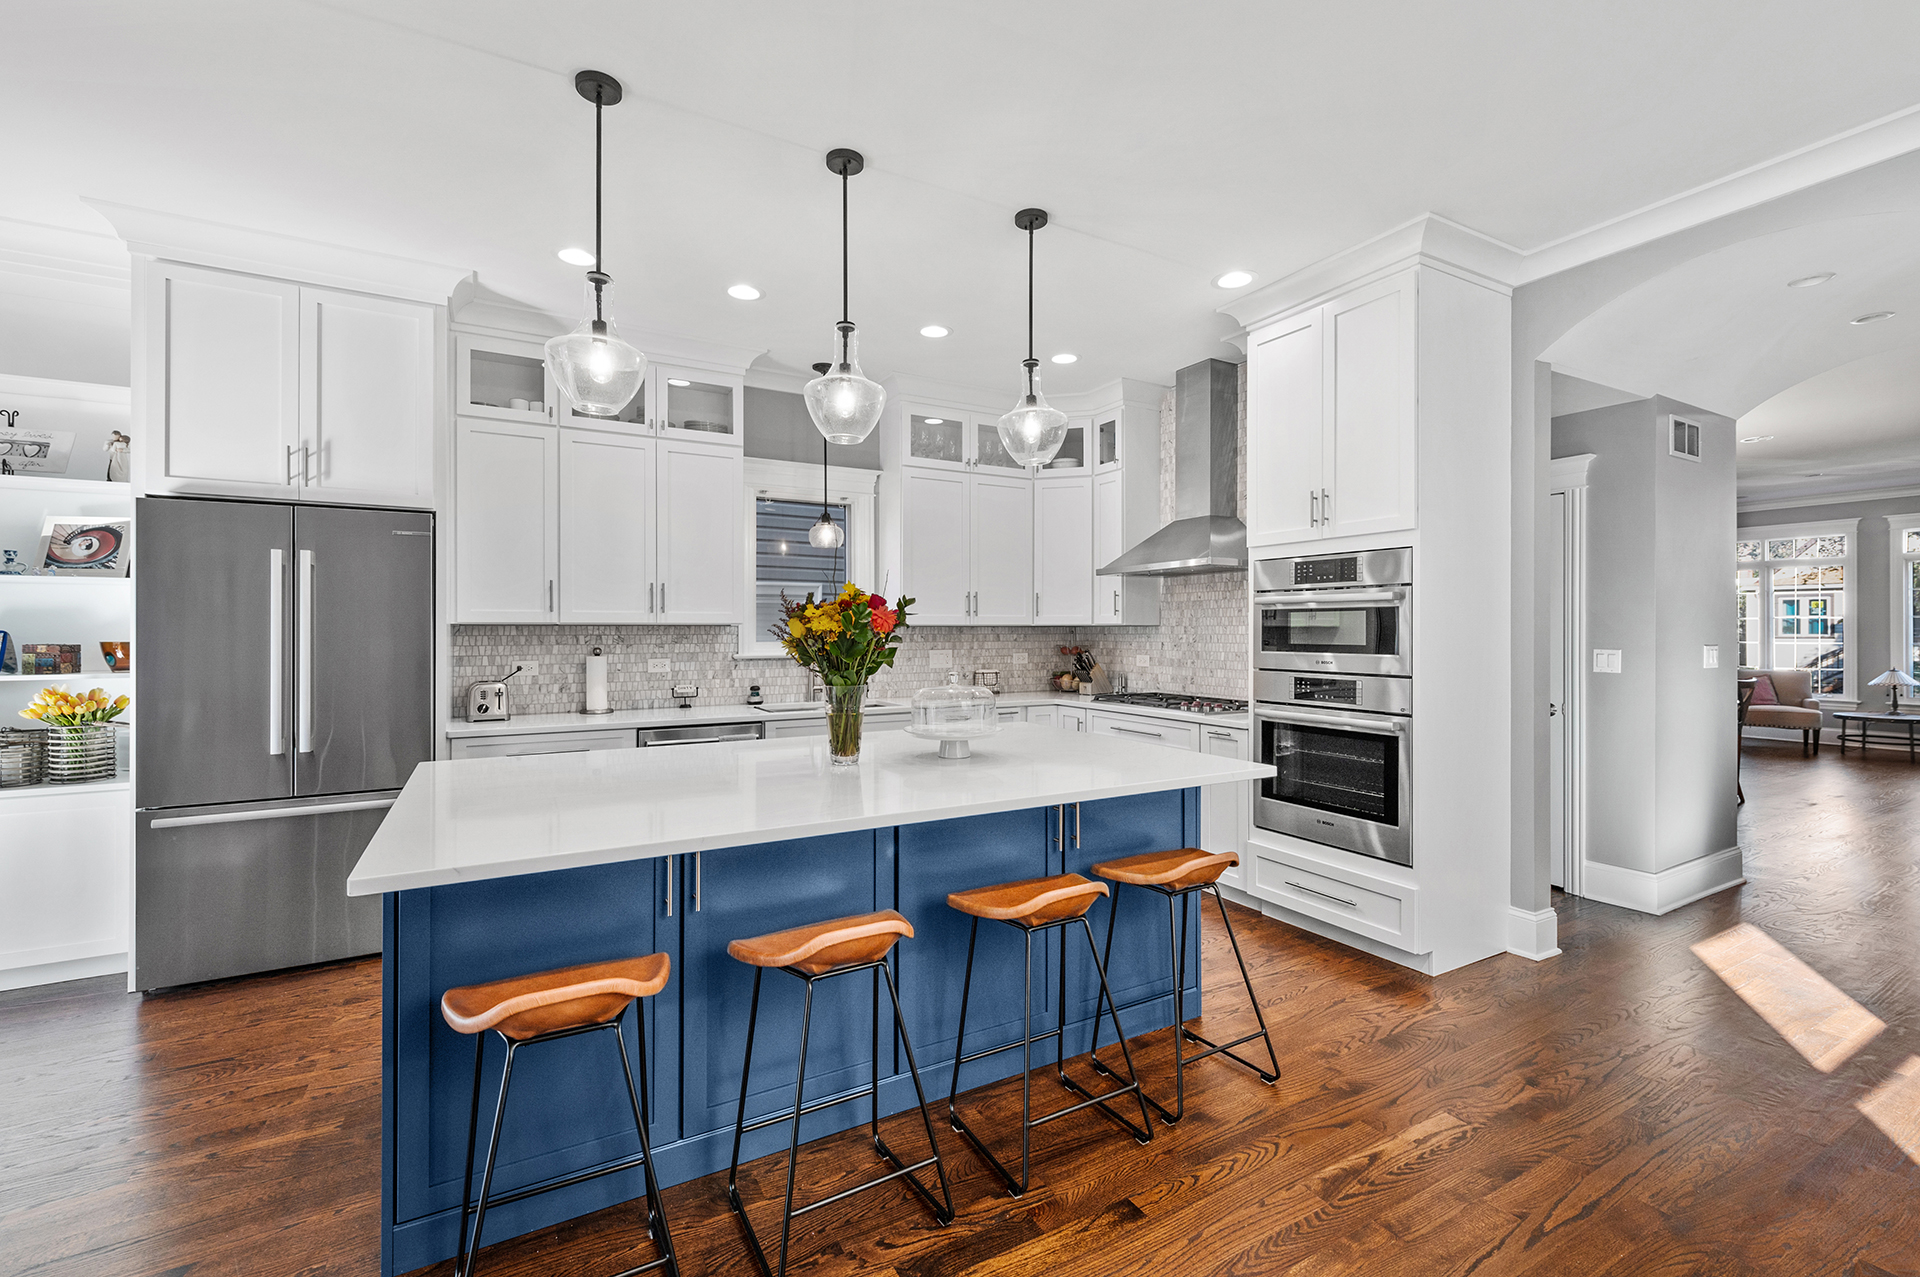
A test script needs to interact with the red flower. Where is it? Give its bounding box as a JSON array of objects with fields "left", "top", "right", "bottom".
[{"left": 868, "top": 596, "right": 899, "bottom": 635}]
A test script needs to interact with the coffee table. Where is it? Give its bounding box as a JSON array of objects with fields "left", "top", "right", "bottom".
[{"left": 1834, "top": 711, "right": 1920, "bottom": 761}]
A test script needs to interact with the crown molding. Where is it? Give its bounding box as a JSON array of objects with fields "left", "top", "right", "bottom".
[
  {"left": 451, "top": 290, "right": 765, "bottom": 376},
  {"left": 0, "top": 371, "right": 131, "bottom": 403},
  {"left": 1548, "top": 453, "right": 1597, "bottom": 488},
  {"left": 744, "top": 365, "right": 814, "bottom": 395},
  {"left": 86, "top": 199, "right": 473, "bottom": 304},
  {"left": 1737, "top": 482, "right": 1920, "bottom": 513},
  {"left": 0, "top": 216, "right": 130, "bottom": 290}
]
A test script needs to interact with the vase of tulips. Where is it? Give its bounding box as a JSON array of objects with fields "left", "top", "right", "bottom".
[
  {"left": 19, "top": 686, "right": 129, "bottom": 783},
  {"left": 772, "top": 584, "right": 912, "bottom": 766}
]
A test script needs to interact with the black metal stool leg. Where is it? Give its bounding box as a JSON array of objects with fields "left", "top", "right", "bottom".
[
  {"left": 1081, "top": 916, "right": 1154, "bottom": 1141},
  {"left": 453, "top": 1031, "right": 487, "bottom": 1277},
  {"left": 726, "top": 967, "right": 765, "bottom": 1209},
  {"left": 880, "top": 963, "right": 955, "bottom": 1224},
  {"left": 462, "top": 1036, "right": 518, "bottom": 1277},
  {"left": 1203, "top": 884, "right": 1280, "bottom": 1082},
  {"left": 945, "top": 916, "right": 981, "bottom": 1128},
  {"left": 771, "top": 980, "right": 816, "bottom": 1277},
  {"left": 613, "top": 1005, "right": 679, "bottom": 1276},
  {"left": 1088, "top": 887, "right": 1122, "bottom": 1071}
]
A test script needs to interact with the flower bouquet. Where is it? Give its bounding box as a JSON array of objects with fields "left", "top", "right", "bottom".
[
  {"left": 771, "top": 584, "right": 913, "bottom": 765},
  {"left": 19, "top": 686, "right": 129, "bottom": 783}
]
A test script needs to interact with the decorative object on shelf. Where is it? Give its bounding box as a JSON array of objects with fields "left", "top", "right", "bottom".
[
  {"left": 996, "top": 208, "right": 1071, "bottom": 467},
  {"left": 104, "top": 430, "right": 131, "bottom": 483},
  {"left": 18, "top": 686, "right": 129, "bottom": 784},
  {"left": 770, "top": 582, "right": 912, "bottom": 766},
  {"left": 0, "top": 415, "right": 75, "bottom": 476},
  {"left": 0, "top": 551, "right": 19, "bottom": 575},
  {"left": 906, "top": 671, "right": 1000, "bottom": 759},
  {"left": 0, "top": 726, "right": 45, "bottom": 787},
  {"left": 803, "top": 149, "right": 886, "bottom": 445},
  {"left": 0, "top": 630, "right": 13, "bottom": 674},
  {"left": 1868, "top": 667, "right": 1920, "bottom": 713},
  {"left": 34, "top": 515, "right": 130, "bottom": 576},
  {"left": 21, "top": 644, "right": 81, "bottom": 675},
  {"left": 544, "top": 70, "right": 646, "bottom": 419},
  {"left": 100, "top": 641, "right": 131, "bottom": 673}
]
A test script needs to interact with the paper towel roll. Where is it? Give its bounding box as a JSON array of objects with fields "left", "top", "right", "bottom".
[{"left": 585, "top": 646, "right": 610, "bottom": 713}]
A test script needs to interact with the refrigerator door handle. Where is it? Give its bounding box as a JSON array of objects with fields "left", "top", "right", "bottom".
[
  {"left": 297, "top": 548, "right": 315, "bottom": 754},
  {"left": 147, "top": 797, "right": 395, "bottom": 829},
  {"left": 269, "top": 548, "right": 286, "bottom": 755}
]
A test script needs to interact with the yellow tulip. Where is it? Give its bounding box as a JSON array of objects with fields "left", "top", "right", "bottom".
[{"left": 115, "top": 695, "right": 130, "bottom": 708}]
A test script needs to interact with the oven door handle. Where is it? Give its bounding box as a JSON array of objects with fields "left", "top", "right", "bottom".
[
  {"left": 1257, "top": 708, "right": 1407, "bottom": 735},
  {"left": 1256, "top": 587, "right": 1405, "bottom": 608}
]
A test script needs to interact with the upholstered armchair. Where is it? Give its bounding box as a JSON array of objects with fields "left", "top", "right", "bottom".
[{"left": 1738, "top": 667, "right": 1824, "bottom": 755}]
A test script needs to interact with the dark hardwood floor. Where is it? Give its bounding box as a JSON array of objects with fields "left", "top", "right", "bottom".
[{"left": 6, "top": 742, "right": 1919, "bottom": 1276}]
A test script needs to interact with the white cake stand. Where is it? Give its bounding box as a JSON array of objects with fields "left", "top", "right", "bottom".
[{"left": 904, "top": 721, "right": 1000, "bottom": 759}]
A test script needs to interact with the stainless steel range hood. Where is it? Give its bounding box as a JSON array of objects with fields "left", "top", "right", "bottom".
[{"left": 1098, "top": 357, "right": 1246, "bottom": 576}]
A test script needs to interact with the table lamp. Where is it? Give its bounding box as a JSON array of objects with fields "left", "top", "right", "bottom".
[{"left": 1867, "top": 668, "right": 1920, "bottom": 714}]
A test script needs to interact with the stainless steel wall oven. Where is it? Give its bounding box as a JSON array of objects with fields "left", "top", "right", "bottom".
[{"left": 1255, "top": 547, "right": 1411, "bottom": 677}]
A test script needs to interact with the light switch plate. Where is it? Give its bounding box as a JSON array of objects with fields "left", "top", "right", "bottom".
[
  {"left": 647, "top": 658, "right": 670, "bottom": 674},
  {"left": 927, "top": 649, "right": 953, "bottom": 670},
  {"left": 1703, "top": 645, "right": 1719, "bottom": 669},
  {"left": 1593, "top": 649, "right": 1622, "bottom": 674}
]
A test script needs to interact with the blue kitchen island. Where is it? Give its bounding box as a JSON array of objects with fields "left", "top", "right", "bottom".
[{"left": 347, "top": 723, "right": 1272, "bottom": 1276}]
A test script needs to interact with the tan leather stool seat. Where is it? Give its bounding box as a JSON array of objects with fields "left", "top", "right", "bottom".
[
  {"left": 441, "top": 953, "right": 670, "bottom": 1041},
  {"left": 727, "top": 909, "right": 913, "bottom": 975},
  {"left": 947, "top": 873, "right": 1108, "bottom": 925},
  {"left": 1092, "top": 847, "right": 1239, "bottom": 891}
]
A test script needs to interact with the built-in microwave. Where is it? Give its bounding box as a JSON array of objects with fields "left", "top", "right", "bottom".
[{"left": 1255, "top": 547, "right": 1411, "bottom": 677}]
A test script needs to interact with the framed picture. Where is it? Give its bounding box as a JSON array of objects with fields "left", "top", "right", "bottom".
[
  {"left": 0, "top": 425, "right": 77, "bottom": 476},
  {"left": 35, "top": 515, "right": 131, "bottom": 576}
]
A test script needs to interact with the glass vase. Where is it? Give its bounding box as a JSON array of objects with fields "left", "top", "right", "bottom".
[{"left": 825, "top": 683, "right": 866, "bottom": 767}]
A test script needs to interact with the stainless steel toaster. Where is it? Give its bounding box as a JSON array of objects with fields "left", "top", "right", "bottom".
[{"left": 465, "top": 665, "right": 523, "bottom": 721}]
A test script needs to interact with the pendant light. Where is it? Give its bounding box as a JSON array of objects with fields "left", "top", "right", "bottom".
[
  {"left": 807, "top": 363, "right": 846, "bottom": 549},
  {"left": 545, "top": 70, "right": 646, "bottom": 418},
  {"left": 803, "top": 149, "right": 886, "bottom": 444},
  {"left": 996, "top": 208, "right": 1071, "bottom": 467}
]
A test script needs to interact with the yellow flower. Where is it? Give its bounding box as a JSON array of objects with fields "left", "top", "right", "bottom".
[
  {"left": 19, "top": 706, "right": 42, "bottom": 719},
  {"left": 838, "top": 582, "right": 863, "bottom": 602},
  {"left": 786, "top": 618, "right": 805, "bottom": 638},
  {"left": 115, "top": 695, "right": 130, "bottom": 708},
  {"left": 808, "top": 608, "right": 842, "bottom": 637}
]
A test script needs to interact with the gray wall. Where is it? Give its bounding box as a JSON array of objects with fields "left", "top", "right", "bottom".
[
  {"left": 1737, "top": 493, "right": 1920, "bottom": 717},
  {"left": 744, "top": 386, "right": 883, "bottom": 470},
  {"left": 1553, "top": 396, "right": 1738, "bottom": 874}
]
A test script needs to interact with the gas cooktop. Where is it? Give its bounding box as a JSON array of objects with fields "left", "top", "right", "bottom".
[{"left": 1093, "top": 692, "right": 1249, "bottom": 715}]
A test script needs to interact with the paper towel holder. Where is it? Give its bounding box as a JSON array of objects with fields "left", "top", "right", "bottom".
[{"left": 582, "top": 645, "right": 614, "bottom": 714}]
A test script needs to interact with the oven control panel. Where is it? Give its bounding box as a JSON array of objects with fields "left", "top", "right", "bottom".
[
  {"left": 1291, "top": 676, "right": 1360, "bottom": 705},
  {"left": 1255, "top": 670, "right": 1411, "bottom": 717},
  {"left": 1294, "top": 557, "right": 1358, "bottom": 585}
]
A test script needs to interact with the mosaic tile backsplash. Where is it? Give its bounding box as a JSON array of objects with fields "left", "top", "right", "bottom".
[{"left": 451, "top": 374, "right": 1251, "bottom": 717}]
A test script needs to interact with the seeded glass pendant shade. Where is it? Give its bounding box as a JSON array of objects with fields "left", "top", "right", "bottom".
[
  {"left": 804, "top": 149, "right": 886, "bottom": 445},
  {"left": 997, "top": 209, "right": 1070, "bottom": 467},
  {"left": 545, "top": 70, "right": 646, "bottom": 418},
  {"left": 808, "top": 368, "right": 846, "bottom": 549}
]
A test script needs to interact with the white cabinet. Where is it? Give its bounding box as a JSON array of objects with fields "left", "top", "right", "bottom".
[
  {"left": 900, "top": 468, "right": 971, "bottom": 624},
  {"left": 0, "top": 784, "right": 131, "bottom": 991},
  {"left": 458, "top": 333, "right": 558, "bottom": 425},
  {"left": 971, "top": 474, "right": 1033, "bottom": 625},
  {"left": 559, "top": 427, "right": 654, "bottom": 624},
  {"left": 455, "top": 419, "right": 557, "bottom": 623},
  {"left": 450, "top": 729, "right": 636, "bottom": 759},
  {"left": 1034, "top": 476, "right": 1093, "bottom": 625},
  {"left": 1089, "top": 709, "right": 1199, "bottom": 751},
  {"left": 1246, "top": 270, "right": 1416, "bottom": 547},
  {"left": 1089, "top": 395, "right": 1162, "bottom": 626},
  {"left": 1200, "top": 725, "right": 1251, "bottom": 888},
  {"left": 657, "top": 440, "right": 743, "bottom": 622},
  {"left": 1058, "top": 704, "right": 1088, "bottom": 732},
  {"left": 1025, "top": 703, "right": 1058, "bottom": 727},
  {"left": 141, "top": 260, "right": 435, "bottom": 507},
  {"left": 655, "top": 366, "right": 743, "bottom": 447}
]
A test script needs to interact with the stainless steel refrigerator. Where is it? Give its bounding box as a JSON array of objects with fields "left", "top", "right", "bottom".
[{"left": 134, "top": 496, "right": 433, "bottom": 989}]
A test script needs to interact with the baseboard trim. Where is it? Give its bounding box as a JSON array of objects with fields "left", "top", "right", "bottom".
[
  {"left": 1580, "top": 846, "right": 1745, "bottom": 916},
  {"left": 0, "top": 950, "right": 128, "bottom": 993},
  {"left": 1507, "top": 906, "right": 1561, "bottom": 960}
]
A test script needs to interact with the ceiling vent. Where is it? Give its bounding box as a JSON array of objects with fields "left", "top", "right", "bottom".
[{"left": 1668, "top": 414, "right": 1702, "bottom": 462}]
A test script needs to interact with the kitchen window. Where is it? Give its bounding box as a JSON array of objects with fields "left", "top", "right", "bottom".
[
  {"left": 737, "top": 458, "right": 877, "bottom": 659},
  {"left": 1733, "top": 519, "right": 1857, "bottom": 698},
  {"left": 1891, "top": 515, "right": 1920, "bottom": 681}
]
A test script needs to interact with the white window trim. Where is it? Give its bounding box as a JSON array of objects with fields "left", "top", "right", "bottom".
[
  {"left": 1737, "top": 517, "right": 1860, "bottom": 703},
  {"left": 737, "top": 457, "right": 880, "bottom": 659},
  {"left": 1889, "top": 512, "right": 1920, "bottom": 689}
]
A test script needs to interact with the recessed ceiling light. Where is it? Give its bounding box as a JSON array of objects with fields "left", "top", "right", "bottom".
[
  {"left": 557, "top": 247, "right": 596, "bottom": 266},
  {"left": 666, "top": 378, "right": 691, "bottom": 387},
  {"left": 1851, "top": 311, "right": 1897, "bottom": 324},
  {"left": 1051, "top": 353, "right": 1078, "bottom": 364},
  {"left": 1214, "top": 270, "right": 1255, "bottom": 289},
  {"left": 923, "top": 418, "right": 945, "bottom": 425},
  {"left": 919, "top": 325, "right": 949, "bottom": 338},
  {"left": 1805, "top": 472, "right": 1828, "bottom": 477},
  {"left": 727, "top": 283, "right": 761, "bottom": 300},
  {"left": 1787, "top": 273, "right": 1834, "bottom": 288},
  {"left": 1740, "top": 435, "right": 1775, "bottom": 443}
]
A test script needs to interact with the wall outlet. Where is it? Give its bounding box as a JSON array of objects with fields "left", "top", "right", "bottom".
[
  {"left": 1593, "top": 649, "right": 1622, "bottom": 674},
  {"left": 1703, "top": 645, "right": 1719, "bottom": 669},
  {"left": 1135, "top": 654, "right": 1150, "bottom": 666},
  {"left": 647, "top": 658, "right": 670, "bottom": 674},
  {"left": 510, "top": 660, "right": 538, "bottom": 677},
  {"left": 928, "top": 649, "right": 953, "bottom": 670},
  {"left": 1010, "top": 651, "right": 1029, "bottom": 664}
]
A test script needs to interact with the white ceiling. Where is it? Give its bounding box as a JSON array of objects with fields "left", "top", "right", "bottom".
[
  {"left": 1735, "top": 345, "right": 1920, "bottom": 501},
  {"left": 7, "top": 2, "right": 1920, "bottom": 397}
]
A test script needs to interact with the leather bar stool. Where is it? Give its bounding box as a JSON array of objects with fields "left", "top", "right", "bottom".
[
  {"left": 1089, "top": 848, "right": 1279, "bottom": 1124},
  {"left": 725, "top": 909, "right": 953, "bottom": 1277},
  {"left": 945, "top": 873, "right": 1152, "bottom": 1197},
  {"left": 440, "top": 953, "right": 678, "bottom": 1277}
]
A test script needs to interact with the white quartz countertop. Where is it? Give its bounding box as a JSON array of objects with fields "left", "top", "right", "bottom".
[
  {"left": 349, "top": 722, "right": 1271, "bottom": 895},
  {"left": 443, "top": 692, "right": 1250, "bottom": 739}
]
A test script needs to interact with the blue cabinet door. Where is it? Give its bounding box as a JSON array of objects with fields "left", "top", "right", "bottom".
[
  {"left": 386, "top": 854, "right": 674, "bottom": 1271},
  {"left": 676, "top": 831, "right": 891, "bottom": 1162}
]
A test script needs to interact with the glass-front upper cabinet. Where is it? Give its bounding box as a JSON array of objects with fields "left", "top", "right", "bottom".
[
  {"left": 1094, "top": 412, "right": 1122, "bottom": 471},
  {"left": 973, "top": 416, "right": 1026, "bottom": 472},
  {"left": 558, "top": 369, "right": 649, "bottom": 432},
  {"left": 906, "top": 411, "right": 969, "bottom": 470},
  {"left": 655, "top": 364, "right": 742, "bottom": 445},
  {"left": 458, "top": 334, "right": 557, "bottom": 425},
  {"left": 1035, "top": 417, "right": 1090, "bottom": 474}
]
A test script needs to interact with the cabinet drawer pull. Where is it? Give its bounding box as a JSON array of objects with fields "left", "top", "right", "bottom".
[
  {"left": 695, "top": 850, "right": 702, "bottom": 912},
  {"left": 1309, "top": 489, "right": 1318, "bottom": 527},
  {"left": 1322, "top": 487, "right": 1331, "bottom": 525},
  {"left": 665, "top": 854, "right": 673, "bottom": 917},
  {"left": 1286, "top": 880, "right": 1357, "bottom": 908},
  {"left": 1207, "top": 730, "right": 1234, "bottom": 740},
  {"left": 1110, "top": 725, "right": 1164, "bottom": 738}
]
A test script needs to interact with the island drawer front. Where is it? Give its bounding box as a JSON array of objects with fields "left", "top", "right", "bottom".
[
  {"left": 1088, "top": 710, "right": 1199, "bottom": 751},
  {"left": 450, "top": 729, "right": 636, "bottom": 758},
  {"left": 1248, "top": 842, "right": 1417, "bottom": 949}
]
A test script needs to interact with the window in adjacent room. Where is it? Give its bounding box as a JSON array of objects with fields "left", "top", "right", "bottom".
[{"left": 1733, "top": 522, "right": 1856, "bottom": 698}]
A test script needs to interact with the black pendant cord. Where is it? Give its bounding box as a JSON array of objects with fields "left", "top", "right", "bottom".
[
  {"left": 841, "top": 170, "right": 851, "bottom": 327},
  {"left": 593, "top": 96, "right": 604, "bottom": 321},
  {"left": 1025, "top": 224, "right": 1037, "bottom": 397},
  {"left": 823, "top": 436, "right": 831, "bottom": 518}
]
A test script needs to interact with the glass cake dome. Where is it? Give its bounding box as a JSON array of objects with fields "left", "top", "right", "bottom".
[{"left": 907, "top": 672, "right": 1000, "bottom": 759}]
